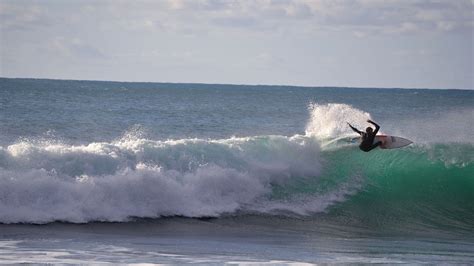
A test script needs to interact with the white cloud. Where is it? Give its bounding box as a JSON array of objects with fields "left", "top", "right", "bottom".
[
  {"left": 0, "top": 2, "right": 52, "bottom": 31},
  {"left": 306, "top": 0, "right": 473, "bottom": 35},
  {"left": 50, "top": 38, "right": 108, "bottom": 60},
  {"left": 2, "top": 0, "right": 472, "bottom": 36}
]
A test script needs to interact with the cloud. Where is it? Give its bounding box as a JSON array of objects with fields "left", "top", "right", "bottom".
[
  {"left": 249, "top": 52, "right": 286, "bottom": 69},
  {"left": 0, "top": 2, "right": 53, "bottom": 31},
  {"left": 212, "top": 16, "right": 259, "bottom": 28},
  {"left": 167, "top": 0, "right": 473, "bottom": 35},
  {"left": 50, "top": 38, "right": 108, "bottom": 60},
  {"left": 307, "top": 0, "right": 473, "bottom": 35},
  {"left": 2, "top": 0, "right": 471, "bottom": 36}
]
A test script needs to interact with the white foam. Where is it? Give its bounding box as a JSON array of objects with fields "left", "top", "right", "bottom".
[
  {"left": 248, "top": 173, "right": 363, "bottom": 216},
  {"left": 305, "top": 103, "right": 373, "bottom": 139},
  {"left": 0, "top": 135, "right": 327, "bottom": 223}
]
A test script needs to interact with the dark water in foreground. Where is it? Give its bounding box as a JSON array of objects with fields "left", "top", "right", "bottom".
[{"left": 1, "top": 217, "right": 473, "bottom": 264}]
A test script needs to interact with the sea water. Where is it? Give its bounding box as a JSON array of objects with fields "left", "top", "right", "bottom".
[{"left": 0, "top": 78, "right": 473, "bottom": 263}]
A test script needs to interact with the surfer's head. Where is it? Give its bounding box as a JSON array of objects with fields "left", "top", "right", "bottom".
[{"left": 366, "top": 127, "right": 373, "bottom": 133}]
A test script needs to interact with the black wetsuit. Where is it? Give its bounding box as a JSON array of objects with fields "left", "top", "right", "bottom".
[{"left": 348, "top": 121, "right": 382, "bottom": 152}]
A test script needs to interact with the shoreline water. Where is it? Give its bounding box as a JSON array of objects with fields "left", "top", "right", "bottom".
[{"left": 2, "top": 216, "right": 473, "bottom": 264}]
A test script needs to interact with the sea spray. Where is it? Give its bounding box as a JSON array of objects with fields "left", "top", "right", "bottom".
[{"left": 305, "top": 103, "right": 374, "bottom": 138}]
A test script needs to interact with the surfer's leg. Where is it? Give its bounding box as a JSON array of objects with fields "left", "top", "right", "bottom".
[{"left": 367, "top": 141, "right": 382, "bottom": 151}]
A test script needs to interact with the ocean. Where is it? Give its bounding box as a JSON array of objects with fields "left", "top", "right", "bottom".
[{"left": 0, "top": 77, "right": 473, "bottom": 264}]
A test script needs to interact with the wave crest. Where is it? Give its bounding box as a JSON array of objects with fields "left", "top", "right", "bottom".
[
  {"left": 1, "top": 103, "right": 472, "bottom": 225},
  {"left": 0, "top": 135, "right": 336, "bottom": 223}
]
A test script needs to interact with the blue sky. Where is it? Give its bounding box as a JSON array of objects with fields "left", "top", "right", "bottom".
[{"left": 1, "top": 0, "right": 473, "bottom": 89}]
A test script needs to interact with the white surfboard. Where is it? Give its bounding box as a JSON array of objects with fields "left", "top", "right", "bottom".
[{"left": 374, "top": 135, "right": 412, "bottom": 149}]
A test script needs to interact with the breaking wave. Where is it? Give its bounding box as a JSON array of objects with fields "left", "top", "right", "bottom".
[{"left": 0, "top": 104, "right": 472, "bottom": 228}]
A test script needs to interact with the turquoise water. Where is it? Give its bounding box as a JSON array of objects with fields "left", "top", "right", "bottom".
[{"left": 0, "top": 78, "right": 473, "bottom": 263}]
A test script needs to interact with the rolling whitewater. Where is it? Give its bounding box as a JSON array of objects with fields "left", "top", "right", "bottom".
[{"left": 0, "top": 78, "right": 473, "bottom": 263}]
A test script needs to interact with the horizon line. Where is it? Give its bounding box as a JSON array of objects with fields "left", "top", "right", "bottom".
[{"left": 0, "top": 76, "right": 472, "bottom": 91}]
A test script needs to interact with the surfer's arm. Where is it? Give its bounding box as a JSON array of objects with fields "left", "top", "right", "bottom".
[
  {"left": 347, "top": 123, "right": 362, "bottom": 135},
  {"left": 367, "top": 120, "right": 380, "bottom": 135}
]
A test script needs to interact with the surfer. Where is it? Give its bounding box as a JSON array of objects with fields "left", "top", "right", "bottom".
[{"left": 347, "top": 120, "right": 382, "bottom": 152}]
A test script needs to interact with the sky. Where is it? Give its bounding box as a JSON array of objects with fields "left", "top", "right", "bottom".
[{"left": 0, "top": 0, "right": 473, "bottom": 89}]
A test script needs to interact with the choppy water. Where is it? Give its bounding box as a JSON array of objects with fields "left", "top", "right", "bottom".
[{"left": 0, "top": 78, "right": 473, "bottom": 263}]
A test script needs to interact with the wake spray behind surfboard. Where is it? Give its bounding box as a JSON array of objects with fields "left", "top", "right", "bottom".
[
  {"left": 305, "top": 103, "right": 373, "bottom": 139},
  {"left": 305, "top": 103, "right": 414, "bottom": 149},
  {"left": 304, "top": 103, "right": 378, "bottom": 150}
]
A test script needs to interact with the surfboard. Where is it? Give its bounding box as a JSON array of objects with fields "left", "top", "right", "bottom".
[{"left": 374, "top": 135, "right": 412, "bottom": 149}]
